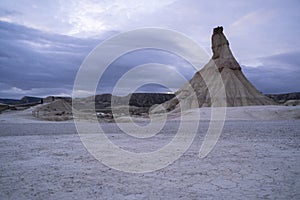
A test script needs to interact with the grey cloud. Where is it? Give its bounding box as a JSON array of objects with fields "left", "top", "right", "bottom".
[
  {"left": 0, "top": 8, "right": 21, "bottom": 17},
  {"left": 0, "top": 21, "right": 101, "bottom": 98},
  {"left": 243, "top": 51, "right": 300, "bottom": 94},
  {"left": 1, "top": 0, "right": 300, "bottom": 100},
  {"left": 259, "top": 52, "right": 300, "bottom": 70},
  {"left": 97, "top": 49, "right": 196, "bottom": 94},
  {"left": 0, "top": 21, "right": 198, "bottom": 98}
]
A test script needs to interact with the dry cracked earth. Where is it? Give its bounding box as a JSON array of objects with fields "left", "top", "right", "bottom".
[{"left": 0, "top": 120, "right": 299, "bottom": 199}]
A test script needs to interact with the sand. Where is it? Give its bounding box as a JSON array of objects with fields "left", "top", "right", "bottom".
[{"left": 0, "top": 106, "right": 299, "bottom": 199}]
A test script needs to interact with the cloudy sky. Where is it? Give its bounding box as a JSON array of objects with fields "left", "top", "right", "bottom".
[{"left": 0, "top": 0, "right": 299, "bottom": 99}]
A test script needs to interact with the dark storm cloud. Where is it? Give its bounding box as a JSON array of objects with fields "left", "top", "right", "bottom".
[
  {"left": 98, "top": 49, "right": 196, "bottom": 94},
  {"left": 0, "top": 21, "right": 196, "bottom": 98},
  {"left": 0, "top": 21, "right": 100, "bottom": 98},
  {"left": 1, "top": 0, "right": 299, "bottom": 98},
  {"left": 1, "top": 20, "right": 299, "bottom": 99},
  {"left": 259, "top": 52, "right": 300, "bottom": 70},
  {"left": 243, "top": 51, "right": 300, "bottom": 94}
]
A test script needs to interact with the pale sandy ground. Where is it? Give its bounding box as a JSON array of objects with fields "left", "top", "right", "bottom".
[{"left": 0, "top": 106, "right": 300, "bottom": 199}]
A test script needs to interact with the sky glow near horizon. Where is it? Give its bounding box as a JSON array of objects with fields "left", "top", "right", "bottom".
[{"left": 0, "top": 0, "right": 299, "bottom": 98}]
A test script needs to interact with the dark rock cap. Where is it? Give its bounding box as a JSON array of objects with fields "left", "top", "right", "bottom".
[
  {"left": 213, "top": 26, "right": 223, "bottom": 34},
  {"left": 211, "top": 26, "right": 229, "bottom": 59}
]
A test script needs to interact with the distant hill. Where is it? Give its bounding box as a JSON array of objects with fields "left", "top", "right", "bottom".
[
  {"left": 266, "top": 92, "right": 300, "bottom": 104},
  {"left": 0, "top": 96, "right": 42, "bottom": 105},
  {"left": 80, "top": 93, "right": 175, "bottom": 110},
  {"left": 0, "top": 92, "right": 299, "bottom": 107},
  {"left": 0, "top": 98, "right": 20, "bottom": 105},
  {"left": 19, "top": 96, "right": 42, "bottom": 104},
  {"left": 94, "top": 93, "right": 175, "bottom": 108},
  {"left": 33, "top": 93, "right": 176, "bottom": 121}
]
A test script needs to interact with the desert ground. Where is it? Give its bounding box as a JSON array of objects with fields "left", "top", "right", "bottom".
[{"left": 0, "top": 106, "right": 299, "bottom": 199}]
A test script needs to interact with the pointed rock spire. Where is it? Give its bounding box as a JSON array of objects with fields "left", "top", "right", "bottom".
[
  {"left": 151, "top": 26, "right": 276, "bottom": 113},
  {"left": 211, "top": 26, "right": 241, "bottom": 71},
  {"left": 212, "top": 26, "right": 229, "bottom": 59}
]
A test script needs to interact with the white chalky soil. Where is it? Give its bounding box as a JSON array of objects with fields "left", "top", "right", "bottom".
[{"left": 0, "top": 107, "right": 299, "bottom": 199}]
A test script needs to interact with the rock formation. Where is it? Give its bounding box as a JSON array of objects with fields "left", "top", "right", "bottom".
[
  {"left": 152, "top": 26, "right": 276, "bottom": 113},
  {"left": 32, "top": 99, "right": 73, "bottom": 121}
]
